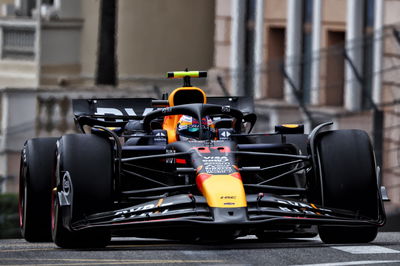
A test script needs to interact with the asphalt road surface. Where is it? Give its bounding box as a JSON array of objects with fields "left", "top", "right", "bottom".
[{"left": 1, "top": 232, "right": 400, "bottom": 265}]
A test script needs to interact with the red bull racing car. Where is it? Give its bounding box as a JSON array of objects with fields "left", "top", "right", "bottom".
[{"left": 19, "top": 71, "right": 387, "bottom": 248}]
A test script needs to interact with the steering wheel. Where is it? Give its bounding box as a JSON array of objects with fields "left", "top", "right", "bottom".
[{"left": 142, "top": 103, "right": 244, "bottom": 139}]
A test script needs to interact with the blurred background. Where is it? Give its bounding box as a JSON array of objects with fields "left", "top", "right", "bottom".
[{"left": 0, "top": 0, "right": 400, "bottom": 236}]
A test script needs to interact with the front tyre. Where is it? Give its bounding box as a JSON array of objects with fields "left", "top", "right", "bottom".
[
  {"left": 52, "top": 134, "right": 113, "bottom": 248},
  {"left": 316, "top": 130, "right": 380, "bottom": 243}
]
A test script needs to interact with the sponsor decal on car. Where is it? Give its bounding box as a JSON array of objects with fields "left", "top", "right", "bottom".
[
  {"left": 95, "top": 107, "right": 155, "bottom": 117},
  {"left": 58, "top": 171, "right": 73, "bottom": 206},
  {"left": 276, "top": 199, "right": 332, "bottom": 216},
  {"left": 111, "top": 203, "right": 173, "bottom": 222},
  {"left": 202, "top": 156, "right": 232, "bottom": 174}
]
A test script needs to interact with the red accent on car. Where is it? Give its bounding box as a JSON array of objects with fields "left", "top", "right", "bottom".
[
  {"left": 175, "top": 158, "right": 186, "bottom": 164},
  {"left": 192, "top": 147, "right": 211, "bottom": 153},
  {"left": 230, "top": 172, "right": 242, "bottom": 180},
  {"left": 211, "top": 146, "right": 231, "bottom": 153},
  {"left": 196, "top": 173, "right": 212, "bottom": 192}
]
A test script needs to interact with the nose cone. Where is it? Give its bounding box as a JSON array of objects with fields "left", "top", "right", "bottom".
[{"left": 197, "top": 174, "right": 247, "bottom": 208}]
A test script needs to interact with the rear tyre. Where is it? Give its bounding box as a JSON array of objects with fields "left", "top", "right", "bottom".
[
  {"left": 52, "top": 134, "right": 113, "bottom": 248},
  {"left": 19, "top": 138, "right": 58, "bottom": 242},
  {"left": 316, "top": 130, "right": 379, "bottom": 243}
]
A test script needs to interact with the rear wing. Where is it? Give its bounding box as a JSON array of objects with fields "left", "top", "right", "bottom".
[
  {"left": 73, "top": 98, "right": 156, "bottom": 120},
  {"left": 73, "top": 96, "right": 253, "bottom": 118},
  {"left": 72, "top": 96, "right": 254, "bottom": 130}
]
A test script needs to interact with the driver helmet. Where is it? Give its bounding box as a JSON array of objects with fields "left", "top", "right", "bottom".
[{"left": 177, "top": 115, "right": 214, "bottom": 140}]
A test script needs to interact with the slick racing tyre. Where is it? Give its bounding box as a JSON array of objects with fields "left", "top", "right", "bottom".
[
  {"left": 316, "top": 130, "right": 379, "bottom": 243},
  {"left": 52, "top": 134, "right": 113, "bottom": 248},
  {"left": 19, "top": 137, "right": 58, "bottom": 242}
]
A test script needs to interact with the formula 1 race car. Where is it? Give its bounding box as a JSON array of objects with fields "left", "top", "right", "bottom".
[{"left": 19, "top": 71, "right": 386, "bottom": 248}]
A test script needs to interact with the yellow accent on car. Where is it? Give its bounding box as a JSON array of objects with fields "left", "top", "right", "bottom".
[
  {"left": 167, "top": 71, "right": 207, "bottom": 79},
  {"left": 94, "top": 127, "right": 120, "bottom": 131},
  {"left": 282, "top": 124, "right": 300, "bottom": 128},
  {"left": 167, "top": 87, "right": 207, "bottom": 107},
  {"left": 201, "top": 175, "right": 247, "bottom": 208}
]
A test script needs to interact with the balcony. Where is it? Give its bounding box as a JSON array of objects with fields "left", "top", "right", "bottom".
[{"left": 0, "top": 17, "right": 82, "bottom": 88}]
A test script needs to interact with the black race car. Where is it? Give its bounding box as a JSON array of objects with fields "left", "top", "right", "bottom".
[{"left": 19, "top": 71, "right": 386, "bottom": 248}]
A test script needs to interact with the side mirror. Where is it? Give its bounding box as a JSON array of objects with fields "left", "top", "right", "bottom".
[{"left": 243, "top": 113, "right": 257, "bottom": 133}]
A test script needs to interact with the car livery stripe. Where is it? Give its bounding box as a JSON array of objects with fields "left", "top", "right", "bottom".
[{"left": 196, "top": 173, "right": 212, "bottom": 193}]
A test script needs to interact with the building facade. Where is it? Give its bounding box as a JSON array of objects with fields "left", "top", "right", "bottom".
[{"left": 0, "top": 0, "right": 216, "bottom": 193}]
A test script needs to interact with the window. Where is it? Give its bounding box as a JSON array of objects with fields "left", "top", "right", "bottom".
[
  {"left": 325, "top": 31, "right": 346, "bottom": 106},
  {"left": 2, "top": 27, "right": 35, "bottom": 60},
  {"left": 266, "top": 27, "right": 285, "bottom": 99}
]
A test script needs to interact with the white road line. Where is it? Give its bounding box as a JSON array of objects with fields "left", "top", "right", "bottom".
[
  {"left": 293, "top": 260, "right": 400, "bottom": 266},
  {"left": 332, "top": 245, "right": 400, "bottom": 254}
]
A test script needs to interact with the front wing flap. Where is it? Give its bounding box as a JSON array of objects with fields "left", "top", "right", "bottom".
[{"left": 70, "top": 194, "right": 384, "bottom": 231}]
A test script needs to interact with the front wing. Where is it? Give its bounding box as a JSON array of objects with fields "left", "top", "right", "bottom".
[{"left": 68, "top": 194, "right": 385, "bottom": 233}]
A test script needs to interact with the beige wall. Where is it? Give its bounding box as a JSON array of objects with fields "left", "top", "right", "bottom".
[
  {"left": 384, "top": 0, "right": 400, "bottom": 25},
  {"left": 264, "top": 0, "right": 287, "bottom": 21},
  {"left": 117, "top": 0, "right": 215, "bottom": 78},
  {"left": 0, "top": 0, "right": 13, "bottom": 6},
  {"left": 214, "top": 0, "right": 231, "bottom": 70},
  {"left": 322, "top": 0, "right": 346, "bottom": 25},
  {"left": 321, "top": 0, "right": 346, "bottom": 49},
  {"left": 80, "top": 0, "right": 100, "bottom": 80},
  {"left": 216, "top": 0, "right": 231, "bottom": 17},
  {"left": 80, "top": 0, "right": 215, "bottom": 82}
]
